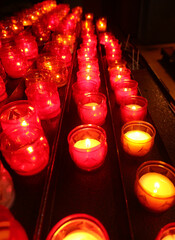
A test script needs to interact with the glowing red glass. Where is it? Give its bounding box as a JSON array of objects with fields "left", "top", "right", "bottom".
[
  {"left": 78, "top": 92, "right": 107, "bottom": 126},
  {"left": 25, "top": 81, "right": 61, "bottom": 120},
  {"left": 114, "top": 79, "right": 138, "bottom": 105},
  {"left": 68, "top": 124, "right": 107, "bottom": 171},
  {"left": 120, "top": 96, "right": 148, "bottom": 123},
  {"left": 0, "top": 205, "right": 28, "bottom": 239}
]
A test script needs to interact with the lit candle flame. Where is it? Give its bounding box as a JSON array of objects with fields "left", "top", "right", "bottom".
[{"left": 85, "top": 138, "right": 91, "bottom": 148}]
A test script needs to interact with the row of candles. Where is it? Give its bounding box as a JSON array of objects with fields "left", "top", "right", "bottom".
[
  {"left": 99, "top": 20, "right": 175, "bottom": 240},
  {"left": 0, "top": 2, "right": 86, "bottom": 240},
  {"left": 38, "top": 13, "right": 175, "bottom": 240},
  {"left": 46, "top": 15, "right": 175, "bottom": 240},
  {"left": 0, "top": 5, "right": 174, "bottom": 240}
]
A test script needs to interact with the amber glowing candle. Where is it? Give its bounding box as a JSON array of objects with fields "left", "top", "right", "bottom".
[
  {"left": 156, "top": 223, "right": 175, "bottom": 240},
  {"left": 85, "top": 13, "right": 94, "bottom": 21},
  {"left": 78, "top": 92, "right": 107, "bottom": 126},
  {"left": 46, "top": 214, "right": 109, "bottom": 240},
  {"left": 135, "top": 161, "right": 175, "bottom": 212},
  {"left": 68, "top": 124, "right": 107, "bottom": 171},
  {"left": 121, "top": 121, "right": 156, "bottom": 156},
  {"left": 96, "top": 18, "right": 107, "bottom": 32}
]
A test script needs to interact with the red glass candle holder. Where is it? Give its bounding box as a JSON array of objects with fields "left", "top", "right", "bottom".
[
  {"left": 0, "top": 44, "right": 29, "bottom": 79},
  {"left": 0, "top": 100, "right": 40, "bottom": 133},
  {"left": 106, "top": 52, "right": 122, "bottom": 64},
  {"left": 109, "top": 68, "right": 131, "bottom": 89},
  {"left": 120, "top": 96, "right": 148, "bottom": 123},
  {"left": 135, "top": 161, "right": 175, "bottom": 213},
  {"left": 32, "top": 21, "right": 51, "bottom": 45},
  {"left": 108, "top": 59, "right": 127, "bottom": 71},
  {"left": 96, "top": 17, "right": 107, "bottom": 32},
  {"left": 0, "top": 61, "right": 7, "bottom": 80},
  {"left": 121, "top": 121, "right": 156, "bottom": 157},
  {"left": 52, "top": 33, "right": 76, "bottom": 54},
  {"left": 99, "top": 32, "right": 114, "bottom": 45},
  {"left": 77, "top": 48, "right": 96, "bottom": 60},
  {"left": 156, "top": 223, "right": 175, "bottom": 240},
  {"left": 0, "top": 162, "right": 15, "bottom": 208},
  {"left": 68, "top": 124, "right": 107, "bottom": 171},
  {"left": 78, "top": 93, "right": 107, "bottom": 126},
  {"left": 114, "top": 79, "right": 138, "bottom": 105},
  {"left": 25, "top": 69, "right": 52, "bottom": 87},
  {"left": 0, "top": 126, "right": 50, "bottom": 175},
  {"left": 25, "top": 81, "right": 61, "bottom": 120},
  {"left": 0, "top": 205, "right": 28, "bottom": 239},
  {"left": 82, "top": 35, "right": 97, "bottom": 46},
  {"left": 43, "top": 42, "right": 72, "bottom": 67},
  {"left": 72, "top": 80, "right": 99, "bottom": 104},
  {"left": 77, "top": 70, "right": 101, "bottom": 89},
  {"left": 78, "top": 58, "right": 99, "bottom": 70},
  {"left": 46, "top": 213, "right": 109, "bottom": 240},
  {"left": 37, "top": 54, "right": 69, "bottom": 87},
  {"left": 15, "top": 32, "right": 38, "bottom": 61},
  {"left": 0, "top": 78, "right": 7, "bottom": 102}
]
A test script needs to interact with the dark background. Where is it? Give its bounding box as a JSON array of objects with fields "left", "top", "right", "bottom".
[{"left": 1, "top": 0, "right": 175, "bottom": 45}]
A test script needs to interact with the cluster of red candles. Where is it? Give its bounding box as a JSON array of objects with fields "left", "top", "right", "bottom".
[
  {"left": 0, "top": 3, "right": 175, "bottom": 239},
  {"left": 0, "top": 2, "right": 84, "bottom": 238},
  {"left": 69, "top": 14, "right": 108, "bottom": 172},
  {"left": 99, "top": 23, "right": 175, "bottom": 239}
]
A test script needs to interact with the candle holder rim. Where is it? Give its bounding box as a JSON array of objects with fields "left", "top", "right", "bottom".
[
  {"left": 135, "top": 160, "right": 175, "bottom": 199},
  {"left": 72, "top": 80, "right": 98, "bottom": 90},
  {"left": 0, "top": 100, "right": 37, "bottom": 123},
  {"left": 121, "top": 120, "right": 156, "bottom": 141},
  {"left": 156, "top": 222, "right": 175, "bottom": 239},
  {"left": 46, "top": 213, "right": 110, "bottom": 240},
  {"left": 77, "top": 92, "right": 107, "bottom": 106},
  {"left": 25, "top": 80, "right": 58, "bottom": 92},
  {"left": 113, "top": 79, "right": 138, "bottom": 89},
  {"left": 67, "top": 124, "right": 107, "bottom": 150},
  {"left": 0, "top": 125, "right": 45, "bottom": 152},
  {"left": 120, "top": 95, "right": 148, "bottom": 108}
]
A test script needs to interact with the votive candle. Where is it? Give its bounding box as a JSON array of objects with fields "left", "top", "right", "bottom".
[
  {"left": 121, "top": 121, "right": 156, "bottom": 156},
  {"left": 46, "top": 214, "right": 109, "bottom": 240},
  {"left": 135, "top": 161, "right": 175, "bottom": 212},
  {"left": 68, "top": 124, "right": 107, "bottom": 171}
]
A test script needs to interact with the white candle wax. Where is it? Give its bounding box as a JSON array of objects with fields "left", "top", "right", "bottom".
[
  {"left": 74, "top": 138, "right": 100, "bottom": 149},
  {"left": 162, "top": 234, "right": 175, "bottom": 240},
  {"left": 63, "top": 230, "right": 102, "bottom": 240},
  {"left": 84, "top": 102, "right": 98, "bottom": 110},
  {"left": 139, "top": 172, "right": 175, "bottom": 198},
  {"left": 126, "top": 104, "right": 142, "bottom": 110}
]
